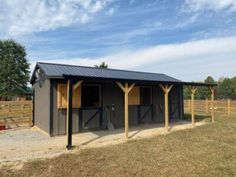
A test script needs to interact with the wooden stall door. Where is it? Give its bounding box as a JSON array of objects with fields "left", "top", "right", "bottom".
[{"left": 169, "top": 87, "right": 180, "bottom": 120}]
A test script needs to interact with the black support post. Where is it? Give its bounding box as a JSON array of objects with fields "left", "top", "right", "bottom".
[
  {"left": 32, "top": 88, "right": 35, "bottom": 126},
  {"left": 66, "top": 79, "right": 73, "bottom": 150}
]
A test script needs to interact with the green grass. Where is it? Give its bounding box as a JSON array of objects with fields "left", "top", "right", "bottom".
[{"left": 1, "top": 114, "right": 236, "bottom": 177}]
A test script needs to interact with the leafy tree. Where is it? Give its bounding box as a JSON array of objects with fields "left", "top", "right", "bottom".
[
  {"left": 195, "top": 76, "right": 215, "bottom": 99},
  {"left": 184, "top": 76, "right": 215, "bottom": 100},
  {"left": 217, "top": 77, "right": 236, "bottom": 99},
  {"left": 183, "top": 86, "right": 191, "bottom": 99},
  {"left": 0, "top": 40, "right": 30, "bottom": 100},
  {"left": 95, "top": 61, "right": 108, "bottom": 68}
]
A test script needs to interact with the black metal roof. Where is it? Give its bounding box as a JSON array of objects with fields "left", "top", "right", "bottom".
[{"left": 30, "top": 62, "right": 216, "bottom": 87}]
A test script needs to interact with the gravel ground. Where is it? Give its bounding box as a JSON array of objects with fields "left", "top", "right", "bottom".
[{"left": 0, "top": 120, "right": 207, "bottom": 168}]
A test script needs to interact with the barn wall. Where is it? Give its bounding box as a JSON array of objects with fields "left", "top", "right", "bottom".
[
  {"left": 152, "top": 85, "right": 165, "bottom": 123},
  {"left": 50, "top": 80, "right": 183, "bottom": 136},
  {"left": 169, "top": 86, "right": 183, "bottom": 120},
  {"left": 52, "top": 79, "right": 80, "bottom": 136},
  {"left": 102, "top": 83, "right": 166, "bottom": 128},
  {"left": 33, "top": 79, "right": 50, "bottom": 134},
  {"left": 102, "top": 83, "right": 125, "bottom": 128}
]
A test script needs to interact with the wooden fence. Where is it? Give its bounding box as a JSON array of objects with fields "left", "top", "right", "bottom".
[
  {"left": 0, "top": 101, "right": 33, "bottom": 129},
  {"left": 184, "top": 99, "right": 236, "bottom": 115}
]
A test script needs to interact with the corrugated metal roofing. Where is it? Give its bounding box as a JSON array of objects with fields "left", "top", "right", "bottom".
[{"left": 31, "top": 62, "right": 182, "bottom": 84}]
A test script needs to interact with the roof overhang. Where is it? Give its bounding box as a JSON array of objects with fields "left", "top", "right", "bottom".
[
  {"left": 181, "top": 82, "right": 217, "bottom": 87},
  {"left": 62, "top": 74, "right": 217, "bottom": 87}
]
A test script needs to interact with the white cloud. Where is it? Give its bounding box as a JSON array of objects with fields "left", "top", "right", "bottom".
[
  {"left": 35, "top": 36, "right": 236, "bottom": 81},
  {"left": 105, "top": 7, "right": 115, "bottom": 15},
  {"left": 184, "top": 0, "right": 236, "bottom": 12},
  {"left": 0, "top": 0, "right": 112, "bottom": 37},
  {"left": 174, "top": 14, "right": 199, "bottom": 28}
]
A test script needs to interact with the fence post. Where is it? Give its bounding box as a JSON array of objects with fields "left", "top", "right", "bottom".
[
  {"left": 190, "top": 86, "right": 197, "bottom": 127},
  {"left": 210, "top": 87, "right": 215, "bottom": 123},
  {"left": 29, "top": 102, "right": 33, "bottom": 127},
  {"left": 189, "top": 99, "right": 191, "bottom": 112},
  {"left": 227, "top": 99, "right": 231, "bottom": 115},
  {"left": 8, "top": 103, "right": 11, "bottom": 119},
  {"left": 22, "top": 102, "right": 24, "bottom": 119},
  {"left": 205, "top": 99, "right": 209, "bottom": 113}
]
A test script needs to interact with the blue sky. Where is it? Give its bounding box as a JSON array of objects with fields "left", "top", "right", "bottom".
[{"left": 0, "top": 0, "right": 236, "bottom": 81}]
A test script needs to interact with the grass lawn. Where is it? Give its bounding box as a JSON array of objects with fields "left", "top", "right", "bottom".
[{"left": 1, "top": 114, "right": 236, "bottom": 177}]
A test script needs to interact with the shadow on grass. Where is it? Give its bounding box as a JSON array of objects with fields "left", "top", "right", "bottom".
[{"left": 184, "top": 113, "right": 211, "bottom": 122}]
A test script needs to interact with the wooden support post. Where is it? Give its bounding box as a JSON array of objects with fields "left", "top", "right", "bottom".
[
  {"left": 66, "top": 79, "right": 73, "bottom": 150},
  {"left": 124, "top": 84, "right": 129, "bottom": 139},
  {"left": 210, "top": 87, "right": 215, "bottom": 123},
  {"left": 227, "top": 99, "right": 231, "bottom": 115},
  {"left": 73, "top": 80, "right": 83, "bottom": 90},
  {"left": 159, "top": 84, "right": 173, "bottom": 130},
  {"left": 189, "top": 86, "right": 197, "bottom": 127},
  {"left": 116, "top": 82, "right": 135, "bottom": 139},
  {"left": 164, "top": 92, "right": 169, "bottom": 129}
]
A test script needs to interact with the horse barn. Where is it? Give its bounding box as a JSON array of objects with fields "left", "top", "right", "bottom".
[{"left": 30, "top": 62, "right": 216, "bottom": 149}]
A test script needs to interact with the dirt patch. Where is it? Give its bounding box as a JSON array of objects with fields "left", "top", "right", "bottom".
[{"left": 0, "top": 120, "right": 208, "bottom": 168}]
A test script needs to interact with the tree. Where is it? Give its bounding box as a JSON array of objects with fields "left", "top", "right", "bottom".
[
  {"left": 217, "top": 77, "right": 236, "bottom": 99},
  {"left": 183, "top": 76, "right": 215, "bottom": 100},
  {"left": 183, "top": 86, "right": 191, "bottom": 99},
  {"left": 0, "top": 40, "right": 30, "bottom": 100},
  {"left": 195, "top": 76, "right": 215, "bottom": 99},
  {"left": 95, "top": 62, "right": 108, "bottom": 68}
]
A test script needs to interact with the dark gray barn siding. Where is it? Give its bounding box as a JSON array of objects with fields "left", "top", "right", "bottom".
[
  {"left": 51, "top": 80, "right": 183, "bottom": 136},
  {"left": 129, "top": 106, "right": 139, "bottom": 125},
  {"left": 102, "top": 83, "right": 124, "bottom": 128},
  {"left": 152, "top": 86, "right": 165, "bottom": 123},
  {"left": 52, "top": 80, "right": 80, "bottom": 136},
  {"left": 34, "top": 79, "right": 50, "bottom": 134},
  {"left": 169, "top": 86, "right": 183, "bottom": 120},
  {"left": 80, "top": 108, "right": 101, "bottom": 130}
]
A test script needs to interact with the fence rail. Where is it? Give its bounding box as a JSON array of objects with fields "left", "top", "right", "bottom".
[
  {"left": 184, "top": 99, "right": 236, "bottom": 114},
  {"left": 0, "top": 101, "right": 32, "bottom": 128}
]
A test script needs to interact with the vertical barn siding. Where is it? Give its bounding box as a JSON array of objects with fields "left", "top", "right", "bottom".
[
  {"left": 129, "top": 106, "right": 139, "bottom": 126},
  {"left": 50, "top": 80, "right": 184, "bottom": 136},
  {"left": 152, "top": 86, "right": 165, "bottom": 123},
  {"left": 169, "top": 86, "right": 182, "bottom": 120},
  {"left": 102, "top": 83, "right": 125, "bottom": 128},
  {"left": 138, "top": 105, "right": 153, "bottom": 123},
  {"left": 81, "top": 109, "right": 100, "bottom": 130},
  {"left": 52, "top": 80, "right": 79, "bottom": 136},
  {"left": 102, "top": 83, "right": 147, "bottom": 128},
  {"left": 34, "top": 79, "right": 50, "bottom": 134}
]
